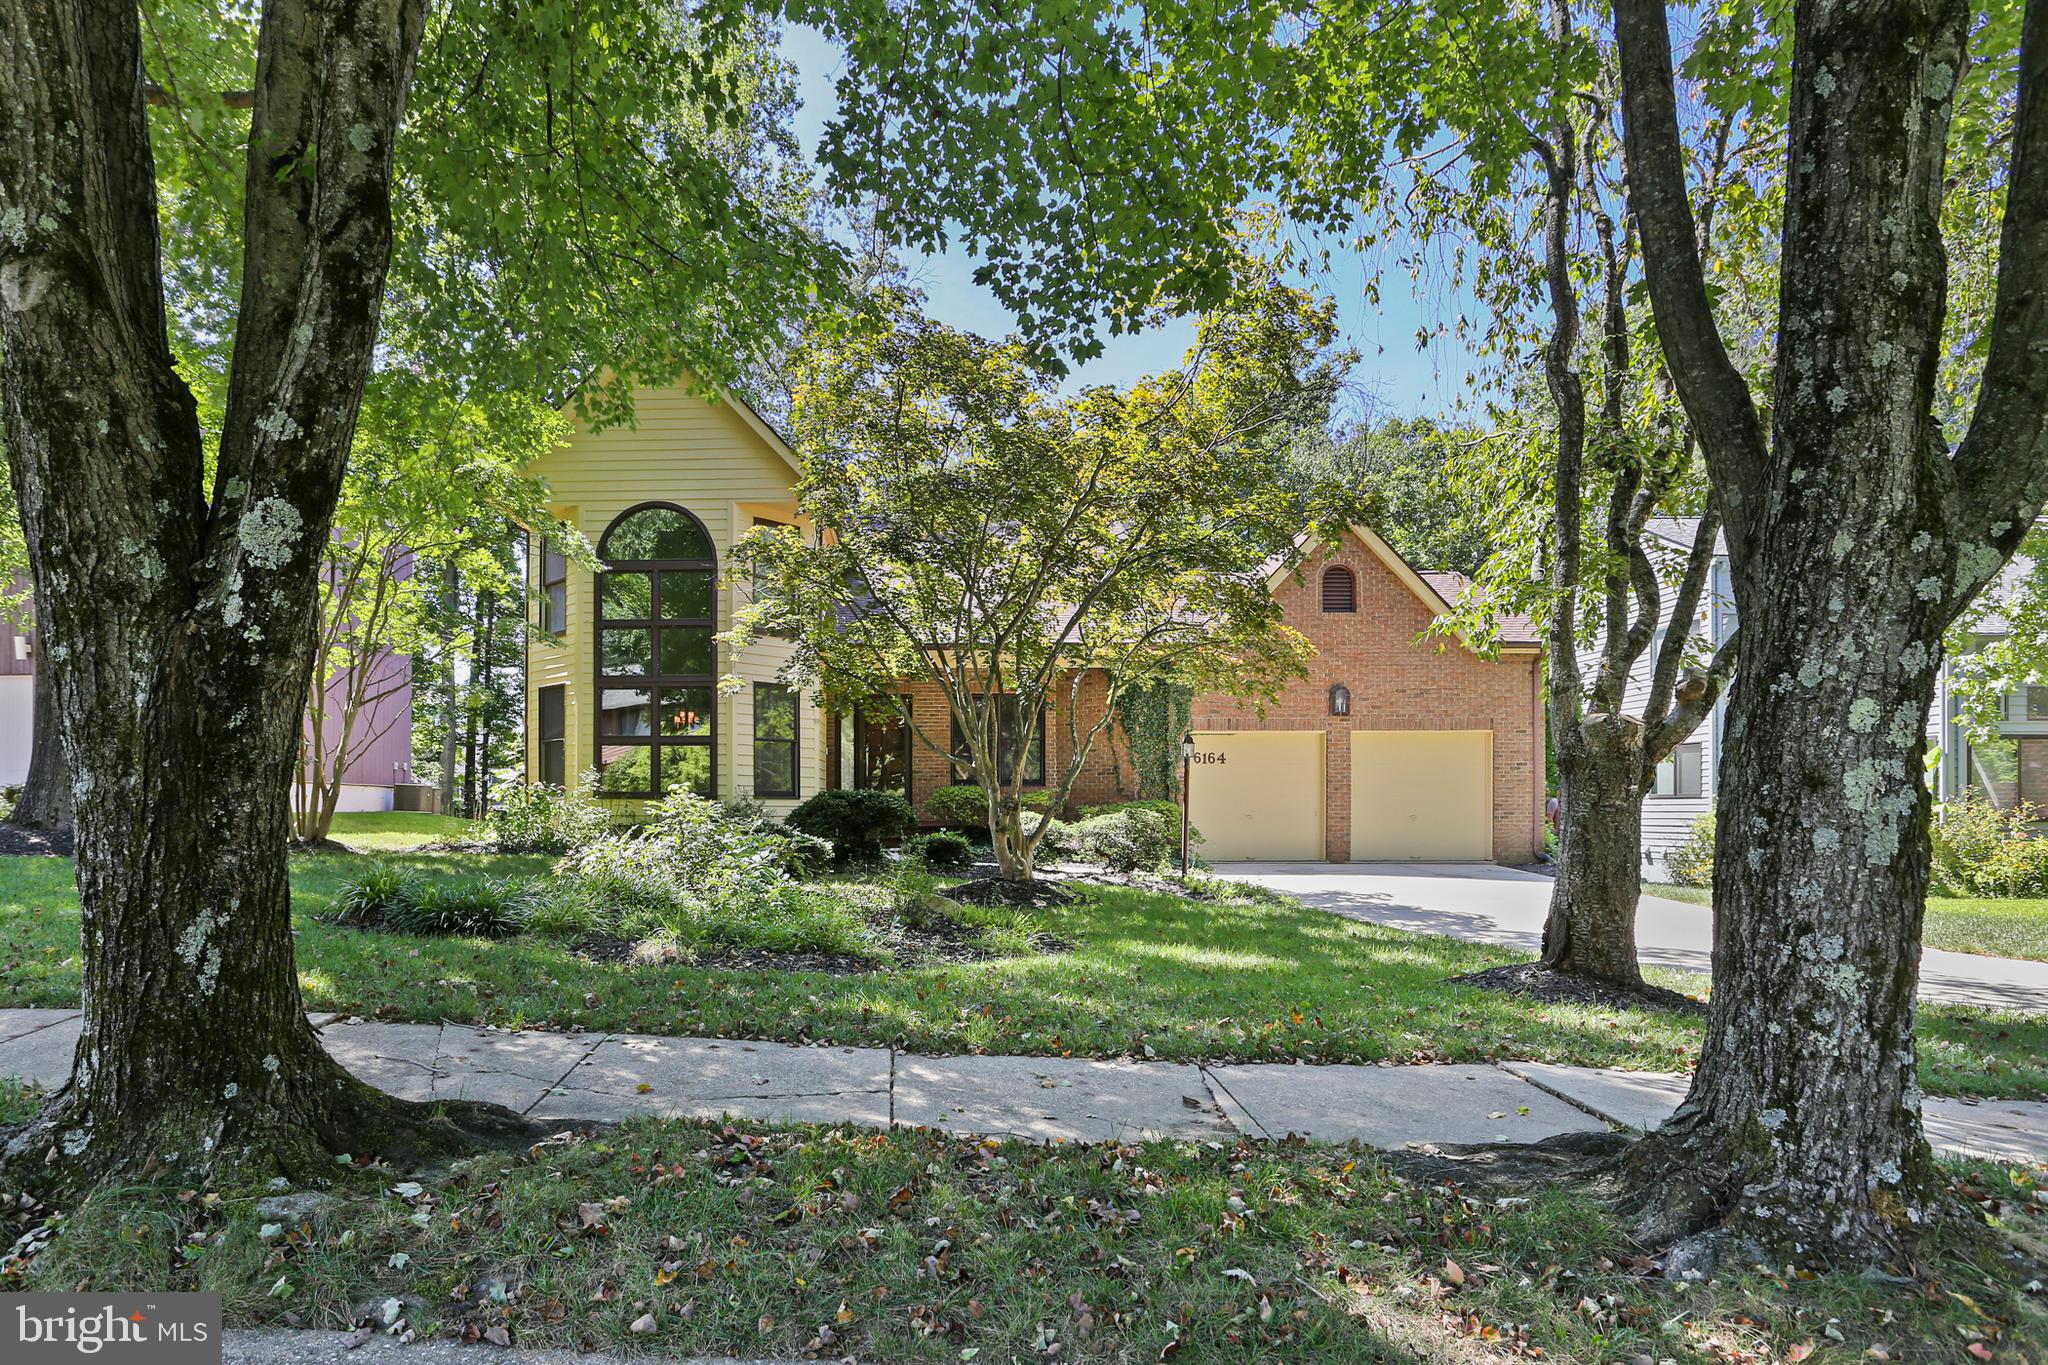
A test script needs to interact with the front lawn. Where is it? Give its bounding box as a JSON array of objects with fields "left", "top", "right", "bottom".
[
  {"left": 324, "top": 810, "right": 481, "bottom": 852},
  {"left": 1646, "top": 881, "right": 2048, "bottom": 962},
  {"left": 8, "top": 1114, "right": 2041, "bottom": 1362},
  {"left": 2, "top": 851, "right": 2046, "bottom": 1097}
]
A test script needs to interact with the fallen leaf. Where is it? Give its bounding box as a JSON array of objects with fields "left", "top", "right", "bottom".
[{"left": 629, "top": 1313, "right": 657, "bottom": 1334}]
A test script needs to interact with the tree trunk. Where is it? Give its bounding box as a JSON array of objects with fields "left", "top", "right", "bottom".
[
  {"left": 0, "top": 0, "right": 530, "bottom": 1194},
  {"left": 10, "top": 674, "right": 70, "bottom": 830},
  {"left": 1541, "top": 715, "right": 1648, "bottom": 988},
  {"left": 439, "top": 561, "right": 460, "bottom": 816},
  {"left": 1611, "top": 0, "right": 1988, "bottom": 1258}
]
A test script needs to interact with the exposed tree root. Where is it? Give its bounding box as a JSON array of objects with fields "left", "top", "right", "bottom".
[
  {"left": 1388, "top": 1124, "right": 1987, "bottom": 1271},
  {"left": 1450, "top": 961, "right": 1705, "bottom": 1015},
  {"left": 0, "top": 1060, "right": 549, "bottom": 1202}
]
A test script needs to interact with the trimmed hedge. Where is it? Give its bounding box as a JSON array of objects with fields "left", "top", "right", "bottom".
[{"left": 787, "top": 788, "right": 917, "bottom": 865}]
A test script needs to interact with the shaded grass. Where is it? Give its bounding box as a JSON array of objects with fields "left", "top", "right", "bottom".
[
  {"left": 1647, "top": 881, "right": 2048, "bottom": 962},
  {"left": 10, "top": 1119, "right": 2042, "bottom": 1362},
  {"left": 0, "top": 853, "right": 2044, "bottom": 1097}
]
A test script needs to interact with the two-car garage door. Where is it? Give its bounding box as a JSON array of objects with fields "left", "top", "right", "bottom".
[{"left": 1185, "top": 730, "right": 1493, "bottom": 862}]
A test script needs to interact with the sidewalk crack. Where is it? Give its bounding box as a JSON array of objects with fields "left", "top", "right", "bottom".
[
  {"left": 520, "top": 1033, "right": 614, "bottom": 1118},
  {"left": 1199, "top": 1064, "right": 1271, "bottom": 1140},
  {"left": 1493, "top": 1062, "right": 1627, "bottom": 1131}
]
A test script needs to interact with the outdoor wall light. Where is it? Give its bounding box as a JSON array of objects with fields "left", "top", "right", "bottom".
[{"left": 1329, "top": 684, "right": 1351, "bottom": 716}]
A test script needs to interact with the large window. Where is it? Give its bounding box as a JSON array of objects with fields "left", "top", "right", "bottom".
[
  {"left": 594, "top": 503, "right": 716, "bottom": 798},
  {"left": 950, "top": 697, "right": 1045, "bottom": 787},
  {"left": 754, "top": 683, "right": 799, "bottom": 799},
  {"left": 854, "top": 699, "right": 912, "bottom": 795},
  {"left": 538, "top": 537, "right": 568, "bottom": 634}
]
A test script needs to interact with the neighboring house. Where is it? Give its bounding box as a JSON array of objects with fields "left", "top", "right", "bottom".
[
  {"left": 1631, "top": 518, "right": 2023, "bottom": 880},
  {"left": 1622, "top": 518, "right": 1741, "bottom": 880},
  {"left": 521, "top": 381, "right": 1549, "bottom": 864},
  {"left": 1933, "top": 550, "right": 2048, "bottom": 812},
  {"left": 0, "top": 595, "right": 415, "bottom": 810}
]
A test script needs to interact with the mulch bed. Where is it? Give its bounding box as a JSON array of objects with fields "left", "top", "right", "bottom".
[
  {"left": 0, "top": 823, "right": 73, "bottom": 856},
  {"left": 941, "top": 876, "right": 1084, "bottom": 909},
  {"left": 575, "top": 935, "right": 878, "bottom": 976},
  {"left": 573, "top": 914, "right": 1072, "bottom": 976},
  {"left": 1450, "top": 961, "right": 1706, "bottom": 1015}
]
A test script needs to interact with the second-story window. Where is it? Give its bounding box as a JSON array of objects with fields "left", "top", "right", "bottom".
[{"left": 538, "top": 537, "right": 568, "bottom": 634}]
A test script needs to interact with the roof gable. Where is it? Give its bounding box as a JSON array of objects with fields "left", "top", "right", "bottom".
[{"left": 1271, "top": 524, "right": 1540, "bottom": 651}]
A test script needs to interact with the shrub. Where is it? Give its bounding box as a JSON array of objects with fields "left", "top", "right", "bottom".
[
  {"left": 923, "top": 783, "right": 1063, "bottom": 830},
  {"left": 1667, "top": 812, "right": 1716, "bottom": 888},
  {"left": 715, "top": 805, "right": 834, "bottom": 877},
  {"left": 923, "top": 783, "right": 992, "bottom": 829},
  {"left": 384, "top": 877, "right": 530, "bottom": 938},
  {"left": 484, "top": 774, "right": 613, "bottom": 854},
  {"left": 786, "top": 788, "right": 916, "bottom": 865},
  {"left": 644, "top": 791, "right": 833, "bottom": 885},
  {"left": 328, "top": 864, "right": 418, "bottom": 926},
  {"left": 888, "top": 853, "right": 946, "bottom": 930},
  {"left": 1932, "top": 795, "right": 2048, "bottom": 898},
  {"left": 554, "top": 793, "right": 876, "bottom": 956},
  {"left": 1068, "top": 808, "right": 1179, "bottom": 873},
  {"left": 905, "top": 830, "right": 974, "bottom": 870},
  {"left": 1078, "top": 800, "right": 1201, "bottom": 847}
]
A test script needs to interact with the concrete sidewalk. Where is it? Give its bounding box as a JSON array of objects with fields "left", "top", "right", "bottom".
[
  {"left": 3, "top": 1009, "right": 2045, "bottom": 1164},
  {"left": 1219, "top": 861, "right": 2048, "bottom": 1014}
]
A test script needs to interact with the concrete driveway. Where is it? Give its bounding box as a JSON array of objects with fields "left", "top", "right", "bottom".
[{"left": 1216, "top": 860, "right": 2048, "bottom": 1014}]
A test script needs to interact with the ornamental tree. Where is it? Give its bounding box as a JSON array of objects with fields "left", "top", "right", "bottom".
[
  {"left": 0, "top": 0, "right": 834, "bottom": 1192},
  {"left": 295, "top": 376, "right": 581, "bottom": 842},
  {"left": 729, "top": 280, "right": 1363, "bottom": 882},
  {"left": 781, "top": 0, "right": 2046, "bottom": 1261}
]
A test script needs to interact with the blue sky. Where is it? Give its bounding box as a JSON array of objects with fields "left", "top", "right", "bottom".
[{"left": 778, "top": 24, "right": 1485, "bottom": 422}]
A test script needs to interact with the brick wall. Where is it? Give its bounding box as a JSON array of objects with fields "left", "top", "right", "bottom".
[
  {"left": 895, "top": 671, "right": 1131, "bottom": 820},
  {"left": 1188, "top": 531, "right": 1544, "bottom": 863},
  {"left": 882, "top": 529, "right": 1545, "bottom": 860}
]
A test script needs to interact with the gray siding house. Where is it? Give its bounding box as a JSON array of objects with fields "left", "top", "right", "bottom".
[{"left": 1625, "top": 519, "right": 2014, "bottom": 881}]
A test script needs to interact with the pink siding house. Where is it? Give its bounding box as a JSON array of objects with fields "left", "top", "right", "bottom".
[{"left": 0, "top": 600, "right": 413, "bottom": 808}]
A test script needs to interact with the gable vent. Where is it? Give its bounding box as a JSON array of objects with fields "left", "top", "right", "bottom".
[{"left": 1321, "top": 566, "right": 1357, "bottom": 613}]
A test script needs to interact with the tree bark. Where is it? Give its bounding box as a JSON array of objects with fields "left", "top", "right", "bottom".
[
  {"left": 0, "top": 0, "right": 530, "bottom": 1194},
  {"left": 1609, "top": 0, "right": 2048, "bottom": 1258},
  {"left": 1541, "top": 716, "right": 1648, "bottom": 987},
  {"left": 10, "top": 675, "right": 70, "bottom": 830}
]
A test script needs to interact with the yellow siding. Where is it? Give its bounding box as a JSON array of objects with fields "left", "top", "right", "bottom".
[{"left": 523, "top": 385, "right": 822, "bottom": 814}]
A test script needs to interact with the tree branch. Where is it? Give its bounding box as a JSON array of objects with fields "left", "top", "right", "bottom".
[
  {"left": 1611, "top": 0, "right": 1768, "bottom": 551},
  {"left": 1950, "top": 0, "right": 2048, "bottom": 571}
]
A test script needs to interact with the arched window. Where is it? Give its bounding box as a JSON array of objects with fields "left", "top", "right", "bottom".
[
  {"left": 1321, "top": 565, "right": 1357, "bottom": 613},
  {"left": 595, "top": 503, "right": 716, "bottom": 798}
]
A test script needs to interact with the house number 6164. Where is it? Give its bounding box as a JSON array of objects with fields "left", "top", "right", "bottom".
[{"left": 1190, "top": 751, "right": 1228, "bottom": 765}]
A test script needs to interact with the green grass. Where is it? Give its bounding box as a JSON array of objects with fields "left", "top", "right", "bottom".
[
  {"left": 10, "top": 1117, "right": 2042, "bottom": 1362},
  {"left": 1647, "top": 880, "right": 2048, "bottom": 962},
  {"left": 0, "top": 852, "right": 2045, "bottom": 1098},
  {"left": 324, "top": 811, "right": 480, "bottom": 852}
]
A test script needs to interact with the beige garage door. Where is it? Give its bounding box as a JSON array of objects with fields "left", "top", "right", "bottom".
[
  {"left": 1350, "top": 731, "right": 1493, "bottom": 860},
  {"left": 1186, "top": 731, "right": 1325, "bottom": 861}
]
